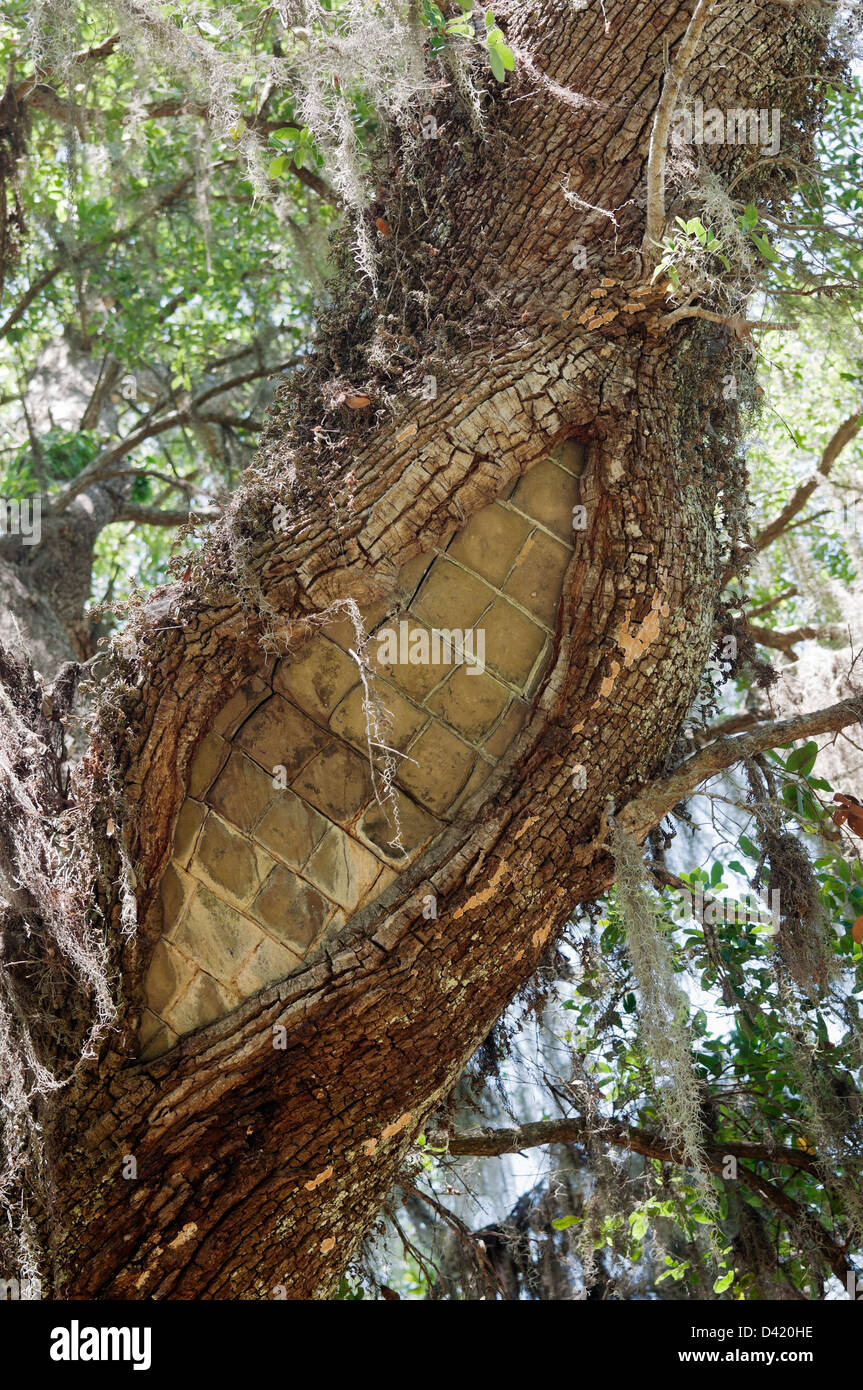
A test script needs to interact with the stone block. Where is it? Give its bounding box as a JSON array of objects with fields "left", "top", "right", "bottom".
[
  {"left": 321, "top": 600, "right": 392, "bottom": 652},
  {"left": 502, "top": 529, "right": 572, "bottom": 626},
  {"left": 274, "top": 637, "right": 360, "bottom": 725},
  {"left": 212, "top": 676, "right": 272, "bottom": 738},
  {"left": 302, "top": 826, "right": 386, "bottom": 912},
  {"left": 250, "top": 865, "right": 332, "bottom": 952},
  {"left": 552, "top": 439, "right": 586, "bottom": 476},
  {"left": 209, "top": 751, "right": 278, "bottom": 834},
  {"left": 291, "top": 741, "right": 374, "bottom": 825},
  {"left": 480, "top": 599, "right": 548, "bottom": 688},
  {"left": 236, "top": 693, "right": 331, "bottom": 781},
  {"left": 188, "top": 731, "right": 230, "bottom": 800},
  {"left": 510, "top": 459, "right": 580, "bottom": 540},
  {"left": 145, "top": 938, "right": 197, "bottom": 1016},
  {"left": 330, "top": 680, "right": 427, "bottom": 754},
  {"left": 445, "top": 502, "right": 533, "bottom": 588},
  {"left": 426, "top": 665, "right": 510, "bottom": 742},
  {"left": 163, "top": 970, "right": 240, "bottom": 1036},
  {"left": 192, "top": 813, "right": 269, "bottom": 907},
  {"left": 368, "top": 617, "right": 447, "bottom": 701},
  {"left": 173, "top": 798, "right": 206, "bottom": 867},
  {"left": 412, "top": 557, "right": 495, "bottom": 630},
  {"left": 174, "top": 883, "right": 265, "bottom": 982},
  {"left": 235, "top": 935, "right": 302, "bottom": 996},
  {"left": 160, "top": 862, "right": 195, "bottom": 937},
  {"left": 357, "top": 789, "right": 440, "bottom": 863},
  {"left": 139, "top": 1018, "right": 179, "bottom": 1062},
  {"left": 484, "top": 698, "right": 528, "bottom": 758},
  {"left": 396, "top": 721, "right": 476, "bottom": 815},
  {"left": 255, "top": 790, "right": 330, "bottom": 869}
]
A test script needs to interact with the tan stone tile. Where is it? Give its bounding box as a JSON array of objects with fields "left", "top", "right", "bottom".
[
  {"left": 174, "top": 884, "right": 265, "bottom": 982},
  {"left": 481, "top": 599, "right": 548, "bottom": 688},
  {"left": 139, "top": 1019, "right": 179, "bottom": 1061},
  {"left": 209, "top": 751, "right": 278, "bottom": 834},
  {"left": 426, "top": 665, "right": 510, "bottom": 742},
  {"left": 145, "top": 938, "right": 197, "bottom": 1016},
  {"left": 173, "top": 798, "right": 206, "bottom": 867},
  {"left": 356, "top": 790, "right": 440, "bottom": 863},
  {"left": 273, "top": 637, "right": 360, "bottom": 725},
  {"left": 291, "top": 741, "right": 374, "bottom": 825},
  {"left": 394, "top": 549, "right": 435, "bottom": 600},
  {"left": 160, "top": 862, "right": 196, "bottom": 936},
  {"left": 450, "top": 756, "right": 494, "bottom": 812},
  {"left": 412, "top": 557, "right": 495, "bottom": 630},
  {"left": 188, "top": 731, "right": 230, "bottom": 800},
  {"left": 235, "top": 936, "right": 302, "bottom": 996},
  {"left": 509, "top": 459, "right": 580, "bottom": 539},
  {"left": 163, "top": 970, "right": 240, "bottom": 1036},
  {"left": 445, "top": 502, "right": 533, "bottom": 588},
  {"left": 330, "top": 680, "right": 428, "bottom": 754},
  {"left": 484, "top": 698, "right": 529, "bottom": 759},
  {"left": 367, "top": 616, "right": 447, "bottom": 701},
  {"left": 212, "top": 676, "right": 272, "bottom": 738},
  {"left": 236, "top": 693, "right": 332, "bottom": 781},
  {"left": 255, "top": 790, "right": 330, "bottom": 869},
  {"left": 250, "top": 865, "right": 333, "bottom": 952},
  {"left": 502, "top": 529, "right": 572, "bottom": 627},
  {"left": 396, "top": 721, "right": 477, "bottom": 815},
  {"left": 192, "top": 813, "right": 269, "bottom": 908},
  {"left": 321, "top": 600, "right": 391, "bottom": 652},
  {"left": 552, "top": 438, "right": 587, "bottom": 476},
  {"left": 303, "top": 826, "right": 386, "bottom": 912},
  {"left": 138, "top": 1008, "right": 162, "bottom": 1048}
]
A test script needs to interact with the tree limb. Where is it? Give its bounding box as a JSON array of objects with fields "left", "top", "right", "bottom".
[{"left": 753, "top": 411, "right": 863, "bottom": 553}]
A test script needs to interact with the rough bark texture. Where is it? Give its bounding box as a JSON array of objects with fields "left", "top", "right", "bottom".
[{"left": 0, "top": 0, "right": 842, "bottom": 1299}]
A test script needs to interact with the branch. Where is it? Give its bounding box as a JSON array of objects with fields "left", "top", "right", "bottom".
[
  {"left": 753, "top": 411, "right": 863, "bottom": 553},
  {"left": 748, "top": 620, "right": 847, "bottom": 659},
  {"left": 450, "top": 1117, "right": 851, "bottom": 1283},
  {"left": 449, "top": 1116, "right": 819, "bottom": 1176},
  {"left": 642, "top": 0, "right": 717, "bottom": 255},
  {"left": 113, "top": 503, "right": 219, "bottom": 527},
  {"left": 617, "top": 697, "right": 863, "bottom": 841}
]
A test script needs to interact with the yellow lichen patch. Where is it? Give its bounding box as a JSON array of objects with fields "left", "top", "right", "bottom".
[
  {"left": 168, "top": 1222, "right": 198, "bottom": 1250},
  {"left": 599, "top": 657, "right": 621, "bottom": 699},
  {"left": 320, "top": 1236, "right": 336, "bottom": 1254},
  {"left": 304, "top": 1165, "right": 334, "bottom": 1191},
  {"left": 452, "top": 857, "right": 510, "bottom": 919},
  {"left": 514, "top": 814, "right": 539, "bottom": 843},
  {"left": 362, "top": 1137, "right": 378, "bottom": 1157},
  {"left": 532, "top": 920, "right": 553, "bottom": 951},
  {"left": 614, "top": 586, "right": 671, "bottom": 669},
  {"left": 380, "top": 1110, "right": 414, "bottom": 1142}
]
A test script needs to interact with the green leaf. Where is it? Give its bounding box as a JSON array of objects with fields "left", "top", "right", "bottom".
[
  {"left": 488, "top": 45, "right": 506, "bottom": 81},
  {"left": 713, "top": 1271, "right": 734, "bottom": 1293},
  {"left": 786, "top": 740, "right": 818, "bottom": 776},
  {"left": 552, "top": 1214, "right": 579, "bottom": 1230}
]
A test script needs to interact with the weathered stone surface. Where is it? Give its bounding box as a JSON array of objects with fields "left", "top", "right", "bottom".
[
  {"left": 302, "top": 826, "right": 385, "bottom": 911},
  {"left": 250, "top": 866, "right": 332, "bottom": 951},
  {"left": 553, "top": 439, "right": 586, "bottom": 476},
  {"left": 209, "top": 751, "right": 278, "bottom": 833},
  {"left": 188, "top": 731, "right": 230, "bottom": 800},
  {"left": 484, "top": 697, "right": 529, "bottom": 758},
  {"left": 445, "top": 502, "right": 532, "bottom": 588},
  {"left": 503, "top": 530, "right": 572, "bottom": 626},
  {"left": 357, "top": 790, "right": 439, "bottom": 862},
  {"left": 234, "top": 935, "right": 302, "bottom": 996},
  {"left": 212, "top": 676, "right": 271, "bottom": 738},
  {"left": 160, "top": 861, "right": 195, "bottom": 931},
  {"left": 139, "top": 1017, "right": 179, "bottom": 1063},
  {"left": 236, "top": 694, "right": 331, "bottom": 780},
  {"left": 412, "top": 558, "right": 495, "bottom": 630},
  {"left": 396, "top": 720, "right": 476, "bottom": 815},
  {"left": 192, "top": 813, "right": 270, "bottom": 907},
  {"left": 322, "top": 600, "right": 391, "bottom": 652},
  {"left": 291, "top": 742, "right": 374, "bottom": 824},
  {"left": 174, "top": 884, "right": 264, "bottom": 982},
  {"left": 369, "top": 617, "right": 446, "bottom": 700},
  {"left": 329, "top": 679, "right": 427, "bottom": 753},
  {"left": 510, "top": 458, "right": 580, "bottom": 540},
  {"left": 173, "top": 798, "right": 206, "bottom": 866},
  {"left": 480, "top": 599, "right": 549, "bottom": 688},
  {"left": 163, "top": 970, "right": 240, "bottom": 1037},
  {"left": 427, "top": 665, "right": 510, "bottom": 742},
  {"left": 146, "top": 939, "right": 196, "bottom": 1016},
  {"left": 255, "top": 790, "right": 329, "bottom": 869},
  {"left": 274, "top": 637, "right": 360, "bottom": 724}
]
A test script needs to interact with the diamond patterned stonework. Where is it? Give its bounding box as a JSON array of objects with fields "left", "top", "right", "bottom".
[{"left": 141, "top": 447, "right": 582, "bottom": 1057}]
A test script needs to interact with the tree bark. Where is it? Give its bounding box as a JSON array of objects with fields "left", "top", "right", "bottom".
[{"left": 0, "top": 0, "right": 846, "bottom": 1299}]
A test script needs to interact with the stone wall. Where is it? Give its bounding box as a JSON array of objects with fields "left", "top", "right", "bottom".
[{"left": 140, "top": 444, "right": 583, "bottom": 1057}]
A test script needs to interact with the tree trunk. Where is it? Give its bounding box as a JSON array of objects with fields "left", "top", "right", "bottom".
[{"left": 0, "top": 0, "right": 841, "bottom": 1299}]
